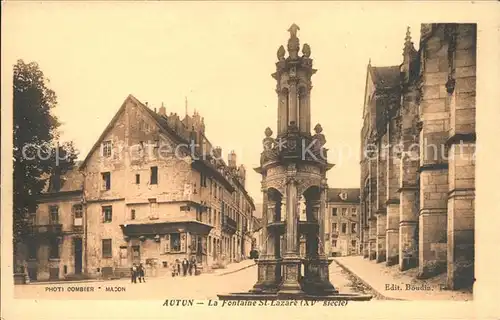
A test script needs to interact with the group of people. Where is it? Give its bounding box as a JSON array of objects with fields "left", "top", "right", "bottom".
[
  {"left": 171, "top": 257, "right": 198, "bottom": 277},
  {"left": 130, "top": 263, "right": 146, "bottom": 283}
]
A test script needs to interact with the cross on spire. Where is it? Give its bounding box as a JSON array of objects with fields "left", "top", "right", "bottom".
[{"left": 288, "top": 23, "right": 300, "bottom": 38}]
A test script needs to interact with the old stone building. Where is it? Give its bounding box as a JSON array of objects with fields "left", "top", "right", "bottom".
[
  {"left": 16, "top": 94, "right": 255, "bottom": 281},
  {"left": 360, "top": 23, "right": 476, "bottom": 290},
  {"left": 325, "top": 188, "right": 361, "bottom": 257}
]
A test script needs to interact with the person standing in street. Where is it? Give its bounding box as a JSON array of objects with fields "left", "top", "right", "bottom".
[
  {"left": 189, "top": 256, "right": 197, "bottom": 276},
  {"left": 182, "top": 258, "right": 189, "bottom": 276},
  {"left": 130, "top": 264, "right": 137, "bottom": 283},
  {"left": 138, "top": 263, "right": 146, "bottom": 283},
  {"left": 176, "top": 259, "right": 181, "bottom": 276}
]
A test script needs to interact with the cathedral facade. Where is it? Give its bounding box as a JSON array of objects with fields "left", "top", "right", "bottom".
[{"left": 360, "top": 23, "right": 476, "bottom": 290}]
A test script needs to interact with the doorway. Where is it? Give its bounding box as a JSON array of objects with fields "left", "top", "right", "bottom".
[
  {"left": 132, "top": 246, "right": 141, "bottom": 264},
  {"left": 74, "top": 238, "right": 83, "bottom": 274},
  {"left": 120, "top": 247, "right": 128, "bottom": 266}
]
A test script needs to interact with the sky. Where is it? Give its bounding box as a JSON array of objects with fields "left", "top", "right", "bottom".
[{"left": 3, "top": 2, "right": 423, "bottom": 204}]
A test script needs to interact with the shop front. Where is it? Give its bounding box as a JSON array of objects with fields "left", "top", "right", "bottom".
[{"left": 120, "top": 220, "right": 213, "bottom": 276}]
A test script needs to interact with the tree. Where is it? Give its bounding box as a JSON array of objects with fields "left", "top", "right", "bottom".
[{"left": 13, "top": 60, "right": 78, "bottom": 258}]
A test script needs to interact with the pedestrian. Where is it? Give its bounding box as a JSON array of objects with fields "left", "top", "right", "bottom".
[
  {"left": 171, "top": 262, "right": 177, "bottom": 277},
  {"left": 138, "top": 263, "right": 146, "bottom": 283},
  {"left": 176, "top": 259, "right": 181, "bottom": 276},
  {"left": 130, "top": 264, "right": 137, "bottom": 283},
  {"left": 189, "top": 256, "right": 197, "bottom": 276},
  {"left": 182, "top": 258, "right": 189, "bottom": 276}
]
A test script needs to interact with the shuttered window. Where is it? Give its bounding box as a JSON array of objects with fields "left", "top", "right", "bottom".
[{"left": 102, "top": 239, "right": 112, "bottom": 258}]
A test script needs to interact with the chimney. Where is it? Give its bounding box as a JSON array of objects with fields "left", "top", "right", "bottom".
[
  {"left": 228, "top": 150, "right": 237, "bottom": 168},
  {"left": 145, "top": 102, "right": 149, "bottom": 107},
  {"left": 154, "top": 107, "right": 157, "bottom": 113},
  {"left": 159, "top": 102, "right": 166, "bottom": 116},
  {"left": 213, "top": 146, "right": 222, "bottom": 159}
]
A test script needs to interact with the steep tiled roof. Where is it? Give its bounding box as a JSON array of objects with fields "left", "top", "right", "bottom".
[
  {"left": 327, "top": 188, "right": 360, "bottom": 204},
  {"left": 42, "top": 161, "right": 84, "bottom": 194}
]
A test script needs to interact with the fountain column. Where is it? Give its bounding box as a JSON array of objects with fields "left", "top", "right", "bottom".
[
  {"left": 251, "top": 188, "right": 270, "bottom": 292},
  {"left": 306, "top": 181, "right": 338, "bottom": 294},
  {"left": 278, "top": 174, "right": 303, "bottom": 296}
]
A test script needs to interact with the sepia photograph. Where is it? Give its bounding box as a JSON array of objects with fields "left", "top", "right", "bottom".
[{"left": 1, "top": 1, "right": 499, "bottom": 320}]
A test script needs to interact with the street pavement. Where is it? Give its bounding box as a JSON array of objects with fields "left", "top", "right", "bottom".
[
  {"left": 334, "top": 256, "right": 473, "bottom": 301},
  {"left": 14, "top": 260, "right": 376, "bottom": 300}
]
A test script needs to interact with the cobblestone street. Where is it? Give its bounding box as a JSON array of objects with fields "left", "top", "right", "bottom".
[{"left": 14, "top": 261, "right": 377, "bottom": 300}]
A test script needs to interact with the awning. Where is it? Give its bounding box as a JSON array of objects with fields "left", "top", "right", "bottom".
[{"left": 120, "top": 221, "right": 213, "bottom": 236}]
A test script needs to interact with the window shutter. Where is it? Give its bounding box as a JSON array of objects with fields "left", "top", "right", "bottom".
[
  {"left": 180, "top": 233, "right": 186, "bottom": 252},
  {"left": 164, "top": 234, "right": 170, "bottom": 253},
  {"left": 101, "top": 208, "right": 105, "bottom": 223}
]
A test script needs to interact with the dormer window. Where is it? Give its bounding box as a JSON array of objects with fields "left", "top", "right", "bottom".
[
  {"left": 340, "top": 192, "right": 348, "bottom": 201},
  {"left": 102, "top": 141, "right": 112, "bottom": 158}
]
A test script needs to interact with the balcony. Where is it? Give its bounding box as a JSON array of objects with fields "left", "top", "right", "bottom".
[
  {"left": 222, "top": 215, "right": 237, "bottom": 234},
  {"left": 30, "top": 224, "right": 63, "bottom": 236}
]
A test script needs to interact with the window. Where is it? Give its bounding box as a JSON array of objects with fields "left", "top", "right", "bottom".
[
  {"left": 351, "top": 240, "right": 357, "bottom": 248},
  {"left": 340, "top": 192, "right": 348, "bottom": 201},
  {"left": 102, "top": 141, "right": 112, "bottom": 158},
  {"left": 331, "top": 223, "right": 337, "bottom": 232},
  {"left": 331, "top": 208, "right": 337, "bottom": 216},
  {"left": 102, "top": 239, "right": 112, "bottom": 258},
  {"left": 131, "top": 209, "right": 136, "bottom": 220},
  {"left": 135, "top": 174, "right": 140, "bottom": 184},
  {"left": 351, "top": 207, "right": 357, "bottom": 214},
  {"left": 341, "top": 208, "right": 348, "bottom": 216},
  {"left": 49, "top": 205, "right": 59, "bottom": 224},
  {"left": 73, "top": 204, "right": 83, "bottom": 218},
  {"left": 200, "top": 172, "right": 207, "bottom": 188},
  {"left": 73, "top": 204, "right": 83, "bottom": 226},
  {"left": 341, "top": 223, "right": 347, "bottom": 234},
  {"left": 170, "top": 233, "right": 181, "bottom": 252},
  {"left": 49, "top": 237, "right": 60, "bottom": 259},
  {"left": 149, "top": 199, "right": 158, "bottom": 219},
  {"left": 150, "top": 166, "right": 158, "bottom": 185},
  {"left": 208, "top": 208, "right": 212, "bottom": 224},
  {"left": 351, "top": 223, "right": 357, "bottom": 233},
  {"left": 101, "top": 172, "right": 111, "bottom": 190},
  {"left": 102, "top": 206, "right": 112, "bottom": 223},
  {"left": 332, "top": 240, "right": 337, "bottom": 248}
]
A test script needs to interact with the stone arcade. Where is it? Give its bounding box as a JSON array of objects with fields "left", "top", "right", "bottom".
[{"left": 217, "top": 25, "right": 371, "bottom": 301}]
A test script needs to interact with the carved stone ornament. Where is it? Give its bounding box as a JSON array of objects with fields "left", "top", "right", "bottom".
[
  {"left": 314, "top": 123, "right": 323, "bottom": 134},
  {"left": 287, "top": 24, "right": 300, "bottom": 59},
  {"left": 265, "top": 177, "right": 287, "bottom": 194},
  {"left": 263, "top": 127, "right": 275, "bottom": 151},
  {"left": 286, "top": 265, "right": 298, "bottom": 281},
  {"left": 302, "top": 43, "right": 311, "bottom": 58},
  {"left": 258, "top": 265, "right": 266, "bottom": 281},
  {"left": 277, "top": 45, "right": 286, "bottom": 61},
  {"left": 313, "top": 124, "right": 326, "bottom": 149}
]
